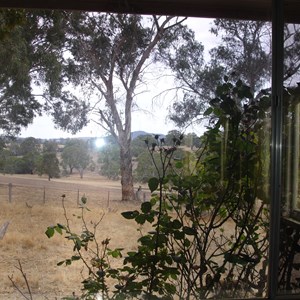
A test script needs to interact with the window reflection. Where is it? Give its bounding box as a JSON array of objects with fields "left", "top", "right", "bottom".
[{"left": 279, "top": 21, "right": 300, "bottom": 295}]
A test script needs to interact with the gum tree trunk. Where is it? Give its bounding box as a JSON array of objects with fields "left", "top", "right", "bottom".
[{"left": 119, "top": 131, "right": 135, "bottom": 201}]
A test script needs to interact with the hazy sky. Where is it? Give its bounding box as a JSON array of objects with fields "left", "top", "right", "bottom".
[{"left": 20, "top": 17, "right": 217, "bottom": 139}]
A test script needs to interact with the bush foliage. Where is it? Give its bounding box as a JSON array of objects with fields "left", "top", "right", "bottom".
[{"left": 46, "top": 77, "right": 270, "bottom": 299}]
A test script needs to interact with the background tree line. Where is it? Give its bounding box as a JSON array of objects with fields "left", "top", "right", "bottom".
[
  {"left": 0, "top": 137, "right": 92, "bottom": 180},
  {"left": 0, "top": 130, "right": 201, "bottom": 183}
]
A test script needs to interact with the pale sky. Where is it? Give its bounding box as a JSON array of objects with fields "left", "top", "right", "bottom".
[{"left": 20, "top": 17, "right": 217, "bottom": 140}]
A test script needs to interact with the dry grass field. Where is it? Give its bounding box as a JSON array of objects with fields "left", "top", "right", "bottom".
[
  {"left": 0, "top": 173, "right": 268, "bottom": 299},
  {"left": 0, "top": 173, "right": 148, "bottom": 299}
]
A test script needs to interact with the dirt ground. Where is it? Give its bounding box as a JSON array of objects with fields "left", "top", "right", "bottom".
[{"left": 0, "top": 173, "right": 147, "bottom": 299}]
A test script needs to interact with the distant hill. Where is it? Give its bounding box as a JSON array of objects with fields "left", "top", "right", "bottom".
[
  {"left": 131, "top": 131, "right": 150, "bottom": 139},
  {"left": 131, "top": 131, "right": 165, "bottom": 140}
]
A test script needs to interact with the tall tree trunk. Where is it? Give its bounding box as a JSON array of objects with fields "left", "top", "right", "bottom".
[
  {"left": 119, "top": 132, "right": 135, "bottom": 201},
  {"left": 79, "top": 168, "right": 84, "bottom": 179},
  {"left": 95, "top": 16, "right": 183, "bottom": 200}
]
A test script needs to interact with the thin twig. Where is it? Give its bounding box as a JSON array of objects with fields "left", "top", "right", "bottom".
[{"left": 8, "top": 260, "right": 33, "bottom": 300}]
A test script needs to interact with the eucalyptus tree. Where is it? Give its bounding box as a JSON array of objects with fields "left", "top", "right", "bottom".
[
  {"left": 19, "top": 137, "right": 40, "bottom": 156},
  {"left": 19, "top": 137, "right": 41, "bottom": 173},
  {"left": 0, "top": 9, "right": 40, "bottom": 136},
  {"left": 155, "top": 26, "right": 215, "bottom": 128},
  {"left": 59, "top": 13, "right": 192, "bottom": 200},
  {"left": 98, "top": 143, "right": 120, "bottom": 180},
  {"left": 61, "top": 139, "right": 91, "bottom": 178},
  {"left": 168, "top": 19, "right": 300, "bottom": 128},
  {"left": 0, "top": 9, "right": 89, "bottom": 137},
  {"left": 164, "top": 129, "right": 182, "bottom": 145},
  {"left": 209, "top": 19, "right": 272, "bottom": 93},
  {"left": 0, "top": 9, "right": 25, "bottom": 40},
  {"left": 37, "top": 141, "right": 60, "bottom": 180},
  {"left": 131, "top": 134, "right": 152, "bottom": 158}
]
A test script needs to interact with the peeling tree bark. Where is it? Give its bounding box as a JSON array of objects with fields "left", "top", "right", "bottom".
[{"left": 119, "top": 132, "right": 135, "bottom": 200}]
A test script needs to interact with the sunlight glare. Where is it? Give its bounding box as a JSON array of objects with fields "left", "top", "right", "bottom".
[{"left": 95, "top": 138, "right": 106, "bottom": 148}]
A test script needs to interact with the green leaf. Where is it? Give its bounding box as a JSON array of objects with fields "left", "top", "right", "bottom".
[
  {"left": 175, "top": 161, "right": 183, "bottom": 169},
  {"left": 127, "top": 251, "right": 137, "bottom": 257},
  {"left": 164, "top": 282, "right": 176, "bottom": 294},
  {"left": 73, "top": 239, "right": 82, "bottom": 251},
  {"left": 172, "top": 220, "right": 182, "bottom": 230},
  {"left": 150, "top": 197, "right": 157, "bottom": 206},
  {"left": 236, "top": 79, "right": 243, "bottom": 87},
  {"left": 121, "top": 210, "right": 139, "bottom": 219},
  {"left": 57, "top": 223, "right": 65, "bottom": 229},
  {"left": 166, "top": 255, "right": 173, "bottom": 265},
  {"left": 146, "top": 214, "right": 155, "bottom": 223},
  {"left": 183, "top": 226, "right": 196, "bottom": 236},
  {"left": 184, "top": 238, "right": 191, "bottom": 247},
  {"left": 108, "top": 248, "right": 123, "bottom": 258},
  {"left": 71, "top": 255, "right": 81, "bottom": 261},
  {"left": 203, "top": 107, "right": 213, "bottom": 116},
  {"left": 148, "top": 177, "right": 159, "bottom": 192},
  {"left": 174, "top": 231, "right": 185, "bottom": 240},
  {"left": 107, "top": 268, "right": 119, "bottom": 275},
  {"left": 45, "top": 226, "right": 55, "bottom": 238},
  {"left": 224, "top": 253, "right": 248, "bottom": 265},
  {"left": 66, "top": 259, "right": 72, "bottom": 266},
  {"left": 156, "top": 233, "right": 168, "bottom": 246},
  {"left": 135, "top": 214, "right": 146, "bottom": 224},
  {"left": 139, "top": 235, "right": 153, "bottom": 247},
  {"left": 57, "top": 260, "right": 65, "bottom": 266},
  {"left": 54, "top": 226, "right": 63, "bottom": 235},
  {"left": 141, "top": 201, "right": 152, "bottom": 213}
]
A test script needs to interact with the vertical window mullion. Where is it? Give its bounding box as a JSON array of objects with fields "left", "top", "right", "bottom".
[{"left": 269, "top": 0, "right": 284, "bottom": 299}]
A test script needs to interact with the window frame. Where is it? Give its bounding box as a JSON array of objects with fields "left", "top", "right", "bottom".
[{"left": 0, "top": 0, "right": 298, "bottom": 299}]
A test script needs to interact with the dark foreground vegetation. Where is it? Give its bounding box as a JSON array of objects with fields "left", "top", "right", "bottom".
[{"left": 40, "top": 78, "right": 272, "bottom": 299}]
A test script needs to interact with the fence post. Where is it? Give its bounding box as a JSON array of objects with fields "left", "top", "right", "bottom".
[
  {"left": 43, "top": 187, "right": 46, "bottom": 203},
  {"left": 107, "top": 191, "right": 110, "bottom": 208},
  {"left": 8, "top": 183, "right": 12, "bottom": 203},
  {"left": 77, "top": 189, "right": 80, "bottom": 206}
]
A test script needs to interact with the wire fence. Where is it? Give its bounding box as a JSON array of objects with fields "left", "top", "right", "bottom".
[
  {"left": 0, "top": 181, "right": 149, "bottom": 208},
  {"left": 0, "top": 182, "right": 124, "bottom": 208}
]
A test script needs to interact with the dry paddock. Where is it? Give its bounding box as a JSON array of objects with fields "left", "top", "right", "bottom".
[
  {"left": 0, "top": 174, "right": 268, "bottom": 299},
  {"left": 0, "top": 173, "right": 147, "bottom": 299}
]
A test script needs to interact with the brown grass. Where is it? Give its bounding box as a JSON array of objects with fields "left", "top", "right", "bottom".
[
  {"left": 0, "top": 173, "right": 261, "bottom": 299},
  {"left": 0, "top": 173, "right": 146, "bottom": 299}
]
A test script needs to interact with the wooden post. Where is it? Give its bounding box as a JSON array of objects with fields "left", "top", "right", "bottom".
[
  {"left": 107, "top": 191, "right": 110, "bottom": 208},
  {"left": 77, "top": 189, "right": 80, "bottom": 206},
  {"left": 0, "top": 221, "right": 9, "bottom": 240},
  {"left": 8, "top": 183, "right": 12, "bottom": 203},
  {"left": 43, "top": 187, "right": 46, "bottom": 203}
]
